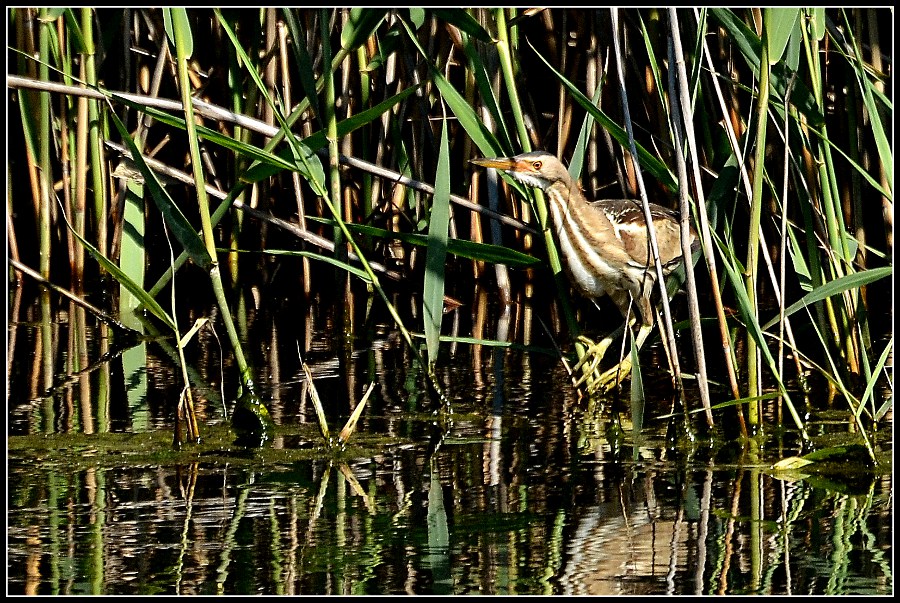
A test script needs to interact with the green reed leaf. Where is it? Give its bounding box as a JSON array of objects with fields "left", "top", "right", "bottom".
[
  {"left": 281, "top": 9, "right": 322, "bottom": 129},
  {"left": 629, "top": 328, "right": 644, "bottom": 462},
  {"left": 423, "top": 117, "right": 451, "bottom": 368},
  {"left": 163, "top": 8, "right": 192, "bottom": 58},
  {"left": 764, "top": 8, "right": 800, "bottom": 66},
  {"left": 341, "top": 8, "right": 389, "bottom": 53},
  {"left": 431, "top": 8, "right": 493, "bottom": 43},
  {"left": 400, "top": 17, "right": 504, "bottom": 158},
  {"left": 57, "top": 198, "right": 176, "bottom": 331},
  {"left": 709, "top": 8, "right": 824, "bottom": 126},
  {"left": 530, "top": 41, "right": 678, "bottom": 192},
  {"left": 309, "top": 219, "right": 540, "bottom": 267},
  {"left": 108, "top": 104, "right": 213, "bottom": 272},
  {"left": 762, "top": 267, "right": 892, "bottom": 330}
]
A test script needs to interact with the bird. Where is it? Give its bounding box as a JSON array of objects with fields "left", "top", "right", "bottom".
[{"left": 471, "top": 151, "right": 697, "bottom": 329}]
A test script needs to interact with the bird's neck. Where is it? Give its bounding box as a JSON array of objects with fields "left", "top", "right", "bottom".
[
  {"left": 548, "top": 175, "right": 577, "bottom": 199},
  {"left": 545, "top": 180, "right": 613, "bottom": 229}
]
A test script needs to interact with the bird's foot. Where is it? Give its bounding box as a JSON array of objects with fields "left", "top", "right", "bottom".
[
  {"left": 570, "top": 334, "right": 615, "bottom": 389},
  {"left": 589, "top": 357, "right": 634, "bottom": 394},
  {"left": 573, "top": 323, "right": 654, "bottom": 395}
]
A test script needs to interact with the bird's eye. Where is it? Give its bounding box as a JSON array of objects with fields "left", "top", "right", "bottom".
[{"left": 533, "top": 161, "right": 542, "bottom": 170}]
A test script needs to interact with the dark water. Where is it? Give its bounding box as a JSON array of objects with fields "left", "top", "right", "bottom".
[{"left": 7, "top": 281, "right": 893, "bottom": 595}]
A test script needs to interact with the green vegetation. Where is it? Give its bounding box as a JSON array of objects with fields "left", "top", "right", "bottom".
[{"left": 7, "top": 9, "right": 892, "bottom": 457}]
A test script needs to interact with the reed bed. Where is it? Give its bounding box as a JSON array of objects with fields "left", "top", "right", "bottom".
[{"left": 7, "top": 8, "right": 892, "bottom": 454}]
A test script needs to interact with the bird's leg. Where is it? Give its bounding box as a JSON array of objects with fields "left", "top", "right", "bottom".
[
  {"left": 587, "top": 295, "right": 654, "bottom": 394},
  {"left": 570, "top": 296, "right": 660, "bottom": 394}
]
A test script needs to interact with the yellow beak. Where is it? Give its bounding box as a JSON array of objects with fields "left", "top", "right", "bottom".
[{"left": 469, "top": 157, "right": 520, "bottom": 171}]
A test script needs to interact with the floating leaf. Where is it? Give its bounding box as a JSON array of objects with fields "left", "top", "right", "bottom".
[{"left": 772, "top": 456, "right": 813, "bottom": 470}]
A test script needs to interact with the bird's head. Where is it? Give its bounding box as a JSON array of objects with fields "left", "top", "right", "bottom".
[{"left": 470, "top": 151, "right": 571, "bottom": 192}]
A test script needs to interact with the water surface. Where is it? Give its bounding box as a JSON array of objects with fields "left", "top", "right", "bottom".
[{"left": 7, "top": 281, "right": 892, "bottom": 595}]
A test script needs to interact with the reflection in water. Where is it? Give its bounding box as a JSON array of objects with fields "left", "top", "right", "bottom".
[
  {"left": 6, "top": 283, "right": 893, "bottom": 595},
  {"left": 8, "top": 446, "right": 892, "bottom": 595}
]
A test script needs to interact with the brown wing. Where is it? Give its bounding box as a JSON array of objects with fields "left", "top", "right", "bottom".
[{"left": 589, "top": 199, "right": 690, "bottom": 272}]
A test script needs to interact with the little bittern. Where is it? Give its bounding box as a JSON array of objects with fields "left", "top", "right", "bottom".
[{"left": 471, "top": 151, "right": 697, "bottom": 327}]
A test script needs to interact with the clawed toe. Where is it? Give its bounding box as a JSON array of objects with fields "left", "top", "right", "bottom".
[{"left": 568, "top": 323, "right": 654, "bottom": 395}]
